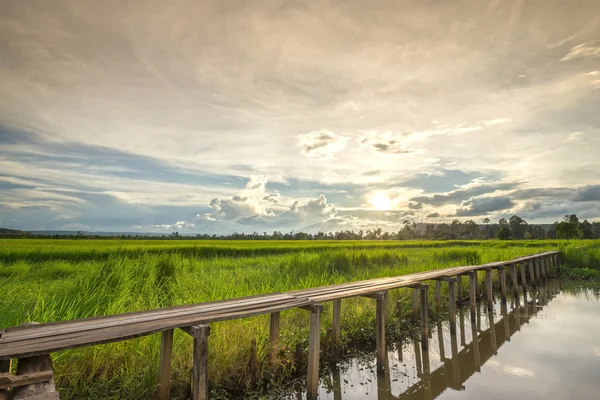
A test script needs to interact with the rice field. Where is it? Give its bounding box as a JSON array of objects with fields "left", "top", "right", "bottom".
[{"left": 1, "top": 239, "right": 599, "bottom": 399}]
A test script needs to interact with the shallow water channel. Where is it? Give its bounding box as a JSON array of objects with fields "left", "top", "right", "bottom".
[{"left": 289, "top": 280, "right": 600, "bottom": 399}]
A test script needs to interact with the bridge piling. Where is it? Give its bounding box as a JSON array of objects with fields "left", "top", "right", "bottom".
[
  {"left": 448, "top": 279, "right": 457, "bottom": 334},
  {"left": 420, "top": 285, "right": 429, "bottom": 350},
  {"left": 499, "top": 266, "right": 507, "bottom": 303},
  {"left": 158, "top": 329, "right": 174, "bottom": 400},
  {"left": 332, "top": 300, "right": 341, "bottom": 346},
  {"left": 485, "top": 268, "right": 493, "bottom": 311}
]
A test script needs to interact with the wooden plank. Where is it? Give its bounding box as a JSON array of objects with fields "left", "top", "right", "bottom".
[
  {"left": 332, "top": 300, "right": 341, "bottom": 346},
  {"left": 157, "top": 329, "right": 173, "bottom": 400},
  {"left": 1, "top": 298, "right": 312, "bottom": 360},
  {"left": 191, "top": 325, "right": 209, "bottom": 400},
  {"left": 307, "top": 305, "right": 322, "bottom": 400},
  {"left": 2, "top": 294, "right": 296, "bottom": 343},
  {"left": 13, "top": 393, "right": 60, "bottom": 400},
  {"left": 0, "top": 371, "right": 53, "bottom": 390},
  {"left": 12, "top": 354, "right": 57, "bottom": 399}
]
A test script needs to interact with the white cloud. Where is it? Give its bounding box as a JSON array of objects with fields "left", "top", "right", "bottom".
[{"left": 561, "top": 42, "right": 600, "bottom": 61}]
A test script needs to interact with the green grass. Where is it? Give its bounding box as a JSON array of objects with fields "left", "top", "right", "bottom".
[{"left": 0, "top": 239, "right": 598, "bottom": 399}]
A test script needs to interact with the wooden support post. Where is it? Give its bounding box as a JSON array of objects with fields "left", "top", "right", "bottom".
[
  {"left": 485, "top": 268, "right": 493, "bottom": 311},
  {"left": 457, "top": 275, "right": 464, "bottom": 303},
  {"left": 420, "top": 285, "right": 429, "bottom": 350},
  {"left": 510, "top": 264, "right": 519, "bottom": 297},
  {"left": 499, "top": 266, "right": 507, "bottom": 304},
  {"left": 396, "top": 300, "right": 401, "bottom": 318},
  {"left": 158, "top": 329, "right": 174, "bottom": 400},
  {"left": 546, "top": 257, "right": 551, "bottom": 278},
  {"left": 269, "top": 311, "right": 280, "bottom": 360},
  {"left": 307, "top": 304, "right": 322, "bottom": 400},
  {"left": 528, "top": 261, "right": 536, "bottom": 286},
  {"left": 0, "top": 359, "right": 11, "bottom": 400},
  {"left": 187, "top": 324, "right": 210, "bottom": 400},
  {"left": 539, "top": 258, "right": 545, "bottom": 279},
  {"left": 332, "top": 300, "right": 341, "bottom": 346},
  {"left": 475, "top": 271, "right": 480, "bottom": 296},
  {"left": 469, "top": 271, "right": 477, "bottom": 321},
  {"left": 448, "top": 279, "right": 457, "bottom": 334},
  {"left": 535, "top": 258, "right": 541, "bottom": 283},
  {"left": 520, "top": 262, "right": 527, "bottom": 291},
  {"left": 412, "top": 287, "right": 419, "bottom": 317},
  {"left": 435, "top": 280, "right": 441, "bottom": 308},
  {"left": 375, "top": 292, "right": 387, "bottom": 370}
]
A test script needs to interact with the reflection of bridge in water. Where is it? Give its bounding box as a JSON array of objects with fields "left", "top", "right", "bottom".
[{"left": 330, "top": 280, "right": 560, "bottom": 400}]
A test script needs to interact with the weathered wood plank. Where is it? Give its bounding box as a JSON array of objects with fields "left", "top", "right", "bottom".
[
  {"left": 0, "top": 371, "right": 53, "bottom": 390},
  {"left": 499, "top": 266, "right": 507, "bottom": 303},
  {"left": 269, "top": 312, "right": 280, "bottom": 360},
  {"left": 469, "top": 272, "right": 477, "bottom": 322},
  {"left": 485, "top": 268, "right": 493, "bottom": 311},
  {"left": 420, "top": 285, "right": 429, "bottom": 350},
  {"left": 307, "top": 305, "right": 322, "bottom": 400},
  {"left": 332, "top": 300, "right": 341, "bottom": 346},
  {"left": 191, "top": 325, "right": 209, "bottom": 400},
  {"left": 157, "top": 329, "right": 173, "bottom": 400}
]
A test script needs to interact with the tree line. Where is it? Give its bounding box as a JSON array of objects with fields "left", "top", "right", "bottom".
[{"left": 2, "top": 214, "right": 599, "bottom": 240}]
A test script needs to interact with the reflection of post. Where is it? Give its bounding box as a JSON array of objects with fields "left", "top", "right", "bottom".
[
  {"left": 436, "top": 321, "right": 445, "bottom": 361},
  {"left": 470, "top": 320, "right": 481, "bottom": 371},
  {"left": 520, "top": 262, "right": 527, "bottom": 292},
  {"left": 422, "top": 348, "right": 433, "bottom": 400},
  {"left": 488, "top": 309, "right": 497, "bottom": 354},
  {"left": 450, "top": 332, "right": 460, "bottom": 387},
  {"left": 376, "top": 351, "right": 391, "bottom": 400},
  {"left": 501, "top": 303, "right": 510, "bottom": 341},
  {"left": 515, "top": 292, "right": 521, "bottom": 328},
  {"left": 535, "top": 258, "right": 541, "bottom": 284},
  {"left": 476, "top": 298, "right": 482, "bottom": 332},
  {"left": 332, "top": 364, "right": 342, "bottom": 400},
  {"left": 459, "top": 310, "right": 466, "bottom": 347},
  {"left": 414, "top": 339, "right": 423, "bottom": 377},
  {"left": 469, "top": 271, "right": 477, "bottom": 321},
  {"left": 523, "top": 290, "right": 529, "bottom": 317},
  {"left": 376, "top": 292, "right": 387, "bottom": 371}
]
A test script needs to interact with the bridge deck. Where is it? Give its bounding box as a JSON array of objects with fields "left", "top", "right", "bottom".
[{"left": 0, "top": 251, "right": 558, "bottom": 360}]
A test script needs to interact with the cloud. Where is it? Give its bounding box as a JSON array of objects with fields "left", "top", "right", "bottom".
[
  {"left": 426, "top": 212, "right": 440, "bottom": 218},
  {"left": 408, "top": 201, "right": 422, "bottom": 210},
  {"left": 357, "top": 131, "right": 414, "bottom": 155},
  {"left": 262, "top": 191, "right": 280, "bottom": 203},
  {"left": 572, "top": 185, "right": 600, "bottom": 202},
  {"left": 411, "top": 179, "right": 519, "bottom": 206},
  {"left": 455, "top": 195, "right": 515, "bottom": 216},
  {"left": 296, "top": 130, "right": 350, "bottom": 159},
  {"left": 561, "top": 42, "right": 600, "bottom": 61}
]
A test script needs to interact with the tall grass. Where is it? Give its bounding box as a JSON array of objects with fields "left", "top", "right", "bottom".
[{"left": 0, "top": 239, "right": 597, "bottom": 399}]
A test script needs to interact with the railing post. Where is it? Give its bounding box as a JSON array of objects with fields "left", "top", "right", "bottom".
[
  {"left": 499, "top": 266, "right": 507, "bottom": 303},
  {"left": 457, "top": 275, "right": 464, "bottom": 303},
  {"left": 448, "top": 279, "right": 457, "bottom": 334},
  {"left": 535, "top": 258, "right": 541, "bottom": 283},
  {"left": 469, "top": 272, "right": 477, "bottom": 321},
  {"left": 520, "top": 262, "right": 527, "bottom": 291},
  {"left": 306, "top": 304, "right": 322, "bottom": 400},
  {"left": 376, "top": 292, "right": 387, "bottom": 370},
  {"left": 158, "top": 329, "right": 174, "bottom": 400},
  {"left": 412, "top": 287, "right": 419, "bottom": 317},
  {"left": 485, "top": 268, "right": 493, "bottom": 311},
  {"left": 420, "top": 285, "right": 429, "bottom": 350},
  {"left": 510, "top": 263, "right": 519, "bottom": 297},
  {"left": 190, "top": 324, "right": 210, "bottom": 400},
  {"left": 332, "top": 300, "right": 341, "bottom": 346},
  {"left": 435, "top": 280, "right": 441, "bottom": 308},
  {"left": 269, "top": 312, "right": 280, "bottom": 360},
  {"left": 528, "top": 261, "right": 536, "bottom": 286}
]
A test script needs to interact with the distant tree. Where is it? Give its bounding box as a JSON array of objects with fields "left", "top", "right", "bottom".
[
  {"left": 555, "top": 218, "right": 580, "bottom": 239},
  {"left": 524, "top": 231, "right": 533, "bottom": 240},
  {"left": 580, "top": 220, "right": 594, "bottom": 239},
  {"left": 483, "top": 217, "right": 491, "bottom": 238},
  {"left": 593, "top": 222, "right": 600, "bottom": 239},
  {"left": 497, "top": 224, "right": 512, "bottom": 240},
  {"left": 499, "top": 218, "right": 508, "bottom": 226},
  {"left": 508, "top": 215, "right": 528, "bottom": 239}
]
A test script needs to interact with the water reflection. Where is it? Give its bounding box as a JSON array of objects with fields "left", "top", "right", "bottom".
[{"left": 304, "top": 279, "right": 600, "bottom": 400}]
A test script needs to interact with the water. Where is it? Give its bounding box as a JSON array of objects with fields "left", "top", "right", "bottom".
[{"left": 296, "top": 280, "right": 600, "bottom": 399}]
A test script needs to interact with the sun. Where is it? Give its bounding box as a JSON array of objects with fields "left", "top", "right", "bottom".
[{"left": 370, "top": 192, "right": 392, "bottom": 210}]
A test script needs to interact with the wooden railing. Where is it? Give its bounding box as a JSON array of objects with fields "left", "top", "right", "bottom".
[{"left": 0, "top": 251, "right": 560, "bottom": 400}]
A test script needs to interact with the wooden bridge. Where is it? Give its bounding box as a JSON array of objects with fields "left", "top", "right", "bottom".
[{"left": 0, "top": 251, "right": 560, "bottom": 399}]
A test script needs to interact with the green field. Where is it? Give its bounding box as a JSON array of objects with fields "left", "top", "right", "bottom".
[{"left": 1, "top": 239, "right": 599, "bottom": 399}]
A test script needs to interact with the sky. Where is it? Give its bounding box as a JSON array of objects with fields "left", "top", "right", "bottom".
[{"left": 1, "top": 0, "right": 599, "bottom": 234}]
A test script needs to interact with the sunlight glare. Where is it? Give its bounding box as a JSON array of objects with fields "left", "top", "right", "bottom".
[{"left": 370, "top": 192, "right": 392, "bottom": 210}]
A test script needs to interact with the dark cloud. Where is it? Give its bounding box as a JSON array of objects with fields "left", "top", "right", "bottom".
[
  {"left": 408, "top": 201, "right": 422, "bottom": 210},
  {"left": 426, "top": 212, "right": 440, "bottom": 218},
  {"left": 399, "top": 169, "right": 484, "bottom": 193},
  {"left": 510, "top": 188, "right": 575, "bottom": 200},
  {"left": 572, "top": 185, "right": 600, "bottom": 202},
  {"left": 296, "top": 130, "right": 349, "bottom": 158},
  {"left": 358, "top": 133, "right": 413, "bottom": 154},
  {"left": 455, "top": 196, "right": 515, "bottom": 216},
  {"left": 411, "top": 182, "right": 519, "bottom": 206}
]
